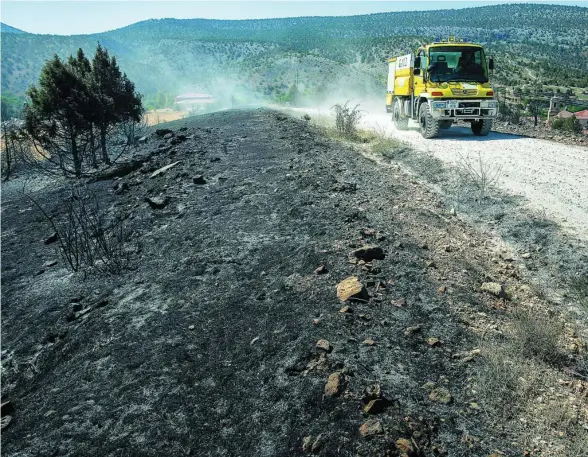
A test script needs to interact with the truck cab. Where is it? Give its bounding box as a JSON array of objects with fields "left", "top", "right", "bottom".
[{"left": 386, "top": 38, "right": 498, "bottom": 138}]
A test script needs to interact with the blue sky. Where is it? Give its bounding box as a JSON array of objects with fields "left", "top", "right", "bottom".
[{"left": 1, "top": 0, "right": 587, "bottom": 35}]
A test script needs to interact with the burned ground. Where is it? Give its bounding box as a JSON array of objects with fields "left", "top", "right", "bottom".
[{"left": 1, "top": 109, "right": 587, "bottom": 456}]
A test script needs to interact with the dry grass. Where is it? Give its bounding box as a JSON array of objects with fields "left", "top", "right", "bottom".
[
  {"left": 509, "top": 308, "right": 565, "bottom": 365},
  {"left": 476, "top": 344, "right": 541, "bottom": 418},
  {"left": 144, "top": 110, "right": 185, "bottom": 126},
  {"left": 474, "top": 305, "right": 588, "bottom": 455}
]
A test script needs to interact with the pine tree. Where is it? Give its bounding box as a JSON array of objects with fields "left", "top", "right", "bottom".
[
  {"left": 24, "top": 54, "right": 91, "bottom": 177},
  {"left": 91, "top": 44, "right": 142, "bottom": 164},
  {"left": 24, "top": 45, "right": 143, "bottom": 178},
  {"left": 68, "top": 49, "right": 99, "bottom": 168}
]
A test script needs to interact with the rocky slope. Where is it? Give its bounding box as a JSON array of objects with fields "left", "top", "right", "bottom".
[{"left": 1, "top": 109, "right": 586, "bottom": 456}]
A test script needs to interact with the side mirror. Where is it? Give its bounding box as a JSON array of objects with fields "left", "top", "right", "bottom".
[
  {"left": 414, "top": 56, "right": 421, "bottom": 68},
  {"left": 489, "top": 58, "right": 495, "bottom": 71},
  {"left": 413, "top": 68, "right": 421, "bottom": 76}
]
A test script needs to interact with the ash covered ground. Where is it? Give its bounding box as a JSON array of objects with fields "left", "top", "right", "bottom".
[{"left": 2, "top": 109, "right": 586, "bottom": 456}]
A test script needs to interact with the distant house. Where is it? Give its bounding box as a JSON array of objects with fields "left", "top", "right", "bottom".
[
  {"left": 174, "top": 93, "right": 215, "bottom": 112},
  {"left": 574, "top": 110, "right": 588, "bottom": 129},
  {"left": 555, "top": 110, "right": 574, "bottom": 119}
]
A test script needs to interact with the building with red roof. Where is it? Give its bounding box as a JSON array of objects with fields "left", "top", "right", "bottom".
[
  {"left": 174, "top": 93, "right": 215, "bottom": 112},
  {"left": 572, "top": 109, "right": 588, "bottom": 129}
]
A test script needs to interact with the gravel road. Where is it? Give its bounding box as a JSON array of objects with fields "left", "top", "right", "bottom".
[{"left": 366, "top": 115, "right": 588, "bottom": 241}]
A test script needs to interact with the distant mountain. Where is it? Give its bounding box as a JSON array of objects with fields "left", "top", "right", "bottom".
[
  {"left": 1, "top": 23, "right": 27, "bottom": 34},
  {"left": 2, "top": 4, "right": 587, "bottom": 110}
]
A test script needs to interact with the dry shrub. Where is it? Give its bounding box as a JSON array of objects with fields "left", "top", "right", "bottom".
[
  {"left": 331, "top": 101, "right": 363, "bottom": 138},
  {"left": 457, "top": 151, "right": 503, "bottom": 199},
  {"left": 509, "top": 308, "right": 565, "bottom": 366},
  {"left": 27, "top": 183, "right": 131, "bottom": 274}
]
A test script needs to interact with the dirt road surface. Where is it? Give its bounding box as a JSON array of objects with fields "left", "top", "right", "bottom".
[
  {"left": 290, "top": 106, "right": 587, "bottom": 241},
  {"left": 371, "top": 115, "right": 588, "bottom": 241}
]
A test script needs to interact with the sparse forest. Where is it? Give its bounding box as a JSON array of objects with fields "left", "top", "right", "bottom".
[{"left": 1, "top": 4, "right": 587, "bottom": 110}]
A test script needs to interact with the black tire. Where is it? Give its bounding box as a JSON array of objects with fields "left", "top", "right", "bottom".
[
  {"left": 439, "top": 120, "right": 453, "bottom": 130},
  {"left": 392, "top": 99, "right": 409, "bottom": 130},
  {"left": 471, "top": 119, "right": 492, "bottom": 136},
  {"left": 419, "top": 103, "right": 440, "bottom": 139}
]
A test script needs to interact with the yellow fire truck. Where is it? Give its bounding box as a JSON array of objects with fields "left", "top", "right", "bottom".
[{"left": 386, "top": 37, "right": 498, "bottom": 138}]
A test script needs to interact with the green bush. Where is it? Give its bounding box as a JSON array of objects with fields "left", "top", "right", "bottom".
[{"left": 551, "top": 115, "right": 582, "bottom": 133}]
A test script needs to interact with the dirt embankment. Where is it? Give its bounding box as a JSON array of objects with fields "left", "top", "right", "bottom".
[{"left": 1, "top": 109, "right": 587, "bottom": 456}]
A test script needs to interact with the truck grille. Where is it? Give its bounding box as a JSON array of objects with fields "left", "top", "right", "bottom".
[
  {"left": 451, "top": 88, "right": 477, "bottom": 96},
  {"left": 459, "top": 102, "right": 480, "bottom": 108}
]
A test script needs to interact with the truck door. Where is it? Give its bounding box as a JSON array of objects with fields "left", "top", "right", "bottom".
[{"left": 413, "top": 49, "right": 427, "bottom": 97}]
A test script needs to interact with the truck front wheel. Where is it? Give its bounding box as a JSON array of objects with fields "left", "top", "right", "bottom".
[
  {"left": 471, "top": 119, "right": 492, "bottom": 136},
  {"left": 419, "top": 103, "right": 440, "bottom": 139},
  {"left": 392, "top": 99, "right": 408, "bottom": 130}
]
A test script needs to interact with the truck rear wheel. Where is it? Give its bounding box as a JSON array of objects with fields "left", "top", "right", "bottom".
[
  {"left": 471, "top": 119, "right": 492, "bottom": 136},
  {"left": 419, "top": 103, "right": 440, "bottom": 139},
  {"left": 392, "top": 99, "right": 408, "bottom": 130}
]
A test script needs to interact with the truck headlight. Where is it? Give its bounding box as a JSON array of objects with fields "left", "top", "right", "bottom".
[{"left": 432, "top": 101, "right": 447, "bottom": 109}]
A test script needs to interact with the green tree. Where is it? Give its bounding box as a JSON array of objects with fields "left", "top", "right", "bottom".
[
  {"left": 24, "top": 54, "right": 91, "bottom": 177},
  {"left": 528, "top": 99, "right": 541, "bottom": 126},
  {"left": 23, "top": 45, "right": 143, "bottom": 178},
  {"left": 91, "top": 44, "right": 143, "bottom": 164},
  {"left": 68, "top": 48, "right": 99, "bottom": 168}
]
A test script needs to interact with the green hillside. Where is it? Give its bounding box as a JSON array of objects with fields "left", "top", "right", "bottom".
[{"left": 2, "top": 4, "right": 587, "bottom": 111}]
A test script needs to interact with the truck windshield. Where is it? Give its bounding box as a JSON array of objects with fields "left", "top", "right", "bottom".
[{"left": 427, "top": 46, "right": 488, "bottom": 83}]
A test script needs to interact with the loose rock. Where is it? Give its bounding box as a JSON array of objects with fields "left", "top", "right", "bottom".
[
  {"left": 404, "top": 324, "right": 423, "bottom": 337},
  {"left": 359, "top": 419, "right": 383, "bottom": 437},
  {"left": 316, "top": 339, "right": 332, "bottom": 353},
  {"left": 429, "top": 387, "right": 452, "bottom": 404},
  {"left": 363, "top": 398, "right": 387, "bottom": 414},
  {"left": 193, "top": 175, "right": 207, "bottom": 185},
  {"left": 314, "top": 265, "right": 327, "bottom": 275},
  {"left": 352, "top": 245, "right": 385, "bottom": 262},
  {"left": 324, "top": 371, "right": 344, "bottom": 397},
  {"left": 145, "top": 196, "right": 170, "bottom": 209},
  {"left": 427, "top": 337, "right": 441, "bottom": 347},
  {"left": 336, "top": 276, "right": 369, "bottom": 302},
  {"left": 363, "top": 338, "right": 376, "bottom": 346},
  {"left": 421, "top": 381, "right": 436, "bottom": 391},
  {"left": 363, "top": 383, "right": 382, "bottom": 402},
  {"left": 155, "top": 128, "right": 173, "bottom": 137},
  {"left": 301, "top": 436, "right": 313, "bottom": 452},
  {"left": 480, "top": 282, "right": 511, "bottom": 299},
  {"left": 395, "top": 438, "right": 415, "bottom": 457},
  {"left": 391, "top": 298, "right": 406, "bottom": 307}
]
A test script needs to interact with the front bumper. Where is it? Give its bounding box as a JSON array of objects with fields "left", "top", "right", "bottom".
[{"left": 428, "top": 99, "right": 498, "bottom": 120}]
